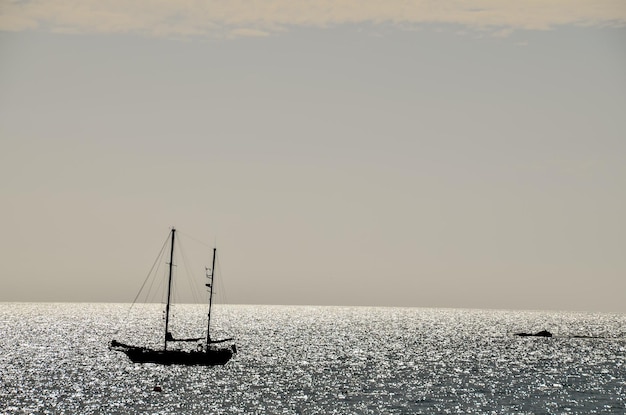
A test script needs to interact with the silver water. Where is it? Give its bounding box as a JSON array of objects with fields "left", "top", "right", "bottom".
[{"left": 1, "top": 303, "right": 625, "bottom": 414}]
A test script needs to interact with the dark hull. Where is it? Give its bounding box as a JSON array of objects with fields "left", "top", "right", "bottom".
[{"left": 110, "top": 341, "right": 234, "bottom": 366}]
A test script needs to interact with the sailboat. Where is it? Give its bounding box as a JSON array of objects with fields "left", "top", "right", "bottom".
[{"left": 110, "top": 228, "right": 236, "bottom": 366}]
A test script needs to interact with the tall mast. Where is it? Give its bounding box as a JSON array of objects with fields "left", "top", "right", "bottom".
[
  {"left": 164, "top": 228, "right": 176, "bottom": 351},
  {"left": 206, "top": 247, "right": 217, "bottom": 345}
]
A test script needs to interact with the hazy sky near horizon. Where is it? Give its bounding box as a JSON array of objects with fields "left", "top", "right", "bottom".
[{"left": 1, "top": 1, "right": 625, "bottom": 312}]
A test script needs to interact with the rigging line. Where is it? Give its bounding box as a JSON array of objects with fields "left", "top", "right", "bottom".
[
  {"left": 177, "top": 229, "right": 213, "bottom": 305},
  {"left": 212, "top": 254, "right": 233, "bottom": 335},
  {"left": 178, "top": 230, "right": 212, "bottom": 248},
  {"left": 148, "top": 255, "right": 168, "bottom": 306},
  {"left": 186, "top": 241, "right": 202, "bottom": 304},
  {"left": 144, "top": 242, "right": 167, "bottom": 304},
  {"left": 149, "top": 261, "right": 167, "bottom": 304},
  {"left": 177, "top": 237, "right": 201, "bottom": 305},
  {"left": 179, "top": 240, "right": 194, "bottom": 304},
  {"left": 115, "top": 231, "right": 169, "bottom": 335},
  {"left": 215, "top": 254, "right": 230, "bottom": 307},
  {"left": 129, "top": 234, "right": 169, "bottom": 312}
]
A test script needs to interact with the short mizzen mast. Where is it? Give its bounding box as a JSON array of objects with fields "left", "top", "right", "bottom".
[
  {"left": 163, "top": 228, "right": 176, "bottom": 351},
  {"left": 206, "top": 247, "right": 217, "bottom": 345}
]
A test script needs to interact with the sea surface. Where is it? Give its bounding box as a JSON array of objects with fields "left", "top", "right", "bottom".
[{"left": 1, "top": 303, "right": 625, "bottom": 414}]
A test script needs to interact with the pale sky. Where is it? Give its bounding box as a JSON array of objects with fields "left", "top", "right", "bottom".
[{"left": 1, "top": 1, "right": 625, "bottom": 312}]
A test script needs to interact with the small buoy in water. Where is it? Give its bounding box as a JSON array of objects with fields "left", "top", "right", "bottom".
[{"left": 153, "top": 385, "right": 162, "bottom": 392}]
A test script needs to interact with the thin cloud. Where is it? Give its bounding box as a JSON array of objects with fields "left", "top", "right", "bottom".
[
  {"left": 1, "top": 1, "right": 625, "bottom": 38},
  {"left": 230, "top": 28, "right": 271, "bottom": 38}
]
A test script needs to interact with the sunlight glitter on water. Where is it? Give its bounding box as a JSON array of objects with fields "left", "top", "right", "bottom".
[{"left": 1, "top": 303, "right": 625, "bottom": 414}]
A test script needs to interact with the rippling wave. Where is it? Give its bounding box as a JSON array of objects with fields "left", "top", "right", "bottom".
[{"left": 1, "top": 303, "right": 624, "bottom": 414}]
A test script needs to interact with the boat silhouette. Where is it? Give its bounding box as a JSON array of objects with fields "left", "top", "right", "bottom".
[{"left": 110, "top": 228, "right": 236, "bottom": 365}]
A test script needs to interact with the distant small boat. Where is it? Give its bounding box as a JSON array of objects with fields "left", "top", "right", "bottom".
[
  {"left": 515, "top": 330, "right": 552, "bottom": 338},
  {"left": 110, "top": 228, "right": 236, "bottom": 365}
]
